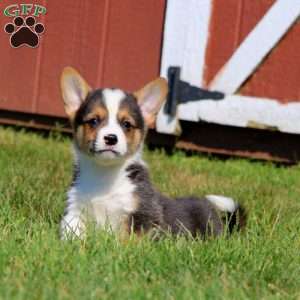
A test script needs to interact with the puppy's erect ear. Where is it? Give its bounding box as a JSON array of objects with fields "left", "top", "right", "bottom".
[
  {"left": 134, "top": 77, "right": 168, "bottom": 127},
  {"left": 60, "top": 67, "right": 91, "bottom": 118}
]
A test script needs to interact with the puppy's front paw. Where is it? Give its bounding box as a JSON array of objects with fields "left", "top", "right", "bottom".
[{"left": 60, "top": 214, "right": 85, "bottom": 240}]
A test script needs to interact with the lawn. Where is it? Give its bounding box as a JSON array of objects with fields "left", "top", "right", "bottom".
[{"left": 0, "top": 126, "right": 299, "bottom": 300}]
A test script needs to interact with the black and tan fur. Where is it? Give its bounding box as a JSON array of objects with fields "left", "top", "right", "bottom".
[{"left": 60, "top": 67, "right": 246, "bottom": 239}]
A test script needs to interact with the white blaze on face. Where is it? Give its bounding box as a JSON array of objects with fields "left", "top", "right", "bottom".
[{"left": 94, "top": 89, "right": 128, "bottom": 157}]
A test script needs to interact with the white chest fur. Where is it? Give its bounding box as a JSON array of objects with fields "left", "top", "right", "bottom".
[
  {"left": 74, "top": 174, "right": 136, "bottom": 230},
  {"left": 62, "top": 151, "right": 140, "bottom": 237}
]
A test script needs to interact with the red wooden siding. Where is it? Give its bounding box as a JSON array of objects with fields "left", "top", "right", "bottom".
[
  {"left": 204, "top": 0, "right": 300, "bottom": 103},
  {"left": 1, "top": 0, "right": 300, "bottom": 120},
  {"left": 0, "top": 0, "right": 166, "bottom": 117}
]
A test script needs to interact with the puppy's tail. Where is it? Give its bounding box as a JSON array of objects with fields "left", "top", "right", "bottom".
[{"left": 206, "top": 195, "right": 247, "bottom": 233}]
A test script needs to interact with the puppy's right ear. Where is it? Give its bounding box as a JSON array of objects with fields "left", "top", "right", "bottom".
[{"left": 60, "top": 67, "right": 91, "bottom": 119}]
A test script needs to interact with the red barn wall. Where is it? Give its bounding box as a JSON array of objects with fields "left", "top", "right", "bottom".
[
  {"left": 1, "top": 0, "right": 300, "bottom": 122},
  {"left": 0, "top": 0, "right": 166, "bottom": 117}
]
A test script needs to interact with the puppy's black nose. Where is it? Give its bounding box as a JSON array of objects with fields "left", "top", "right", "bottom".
[{"left": 104, "top": 134, "right": 118, "bottom": 146}]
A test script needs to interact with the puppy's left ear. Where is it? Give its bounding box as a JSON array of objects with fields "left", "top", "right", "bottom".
[{"left": 134, "top": 77, "right": 168, "bottom": 127}]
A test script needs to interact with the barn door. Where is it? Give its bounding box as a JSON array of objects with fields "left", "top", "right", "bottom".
[{"left": 158, "top": 0, "right": 300, "bottom": 135}]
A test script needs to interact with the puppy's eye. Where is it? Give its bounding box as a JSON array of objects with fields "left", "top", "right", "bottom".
[
  {"left": 85, "top": 118, "right": 100, "bottom": 128},
  {"left": 122, "top": 120, "right": 132, "bottom": 130}
]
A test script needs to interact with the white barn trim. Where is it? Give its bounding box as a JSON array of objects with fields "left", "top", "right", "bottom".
[
  {"left": 209, "top": 0, "right": 300, "bottom": 93},
  {"left": 157, "top": 0, "right": 211, "bottom": 134},
  {"left": 157, "top": 0, "right": 300, "bottom": 135}
]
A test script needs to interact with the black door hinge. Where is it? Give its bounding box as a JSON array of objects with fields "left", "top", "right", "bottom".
[{"left": 165, "top": 66, "right": 225, "bottom": 117}]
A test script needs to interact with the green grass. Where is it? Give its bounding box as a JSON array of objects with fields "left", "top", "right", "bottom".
[{"left": 0, "top": 126, "right": 300, "bottom": 300}]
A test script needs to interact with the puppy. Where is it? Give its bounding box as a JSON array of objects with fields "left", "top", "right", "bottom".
[{"left": 60, "top": 67, "right": 246, "bottom": 239}]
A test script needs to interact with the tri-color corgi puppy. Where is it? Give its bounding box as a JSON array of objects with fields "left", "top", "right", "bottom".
[{"left": 60, "top": 67, "right": 246, "bottom": 239}]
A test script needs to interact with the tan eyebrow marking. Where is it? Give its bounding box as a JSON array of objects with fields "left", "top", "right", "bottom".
[
  {"left": 117, "top": 108, "right": 136, "bottom": 126},
  {"left": 84, "top": 106, "right": 108, "bottom": 122}
]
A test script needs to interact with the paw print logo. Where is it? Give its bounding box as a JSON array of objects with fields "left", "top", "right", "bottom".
[{"left": 4, "top": 16, "right": 45, "bottom": 48}]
